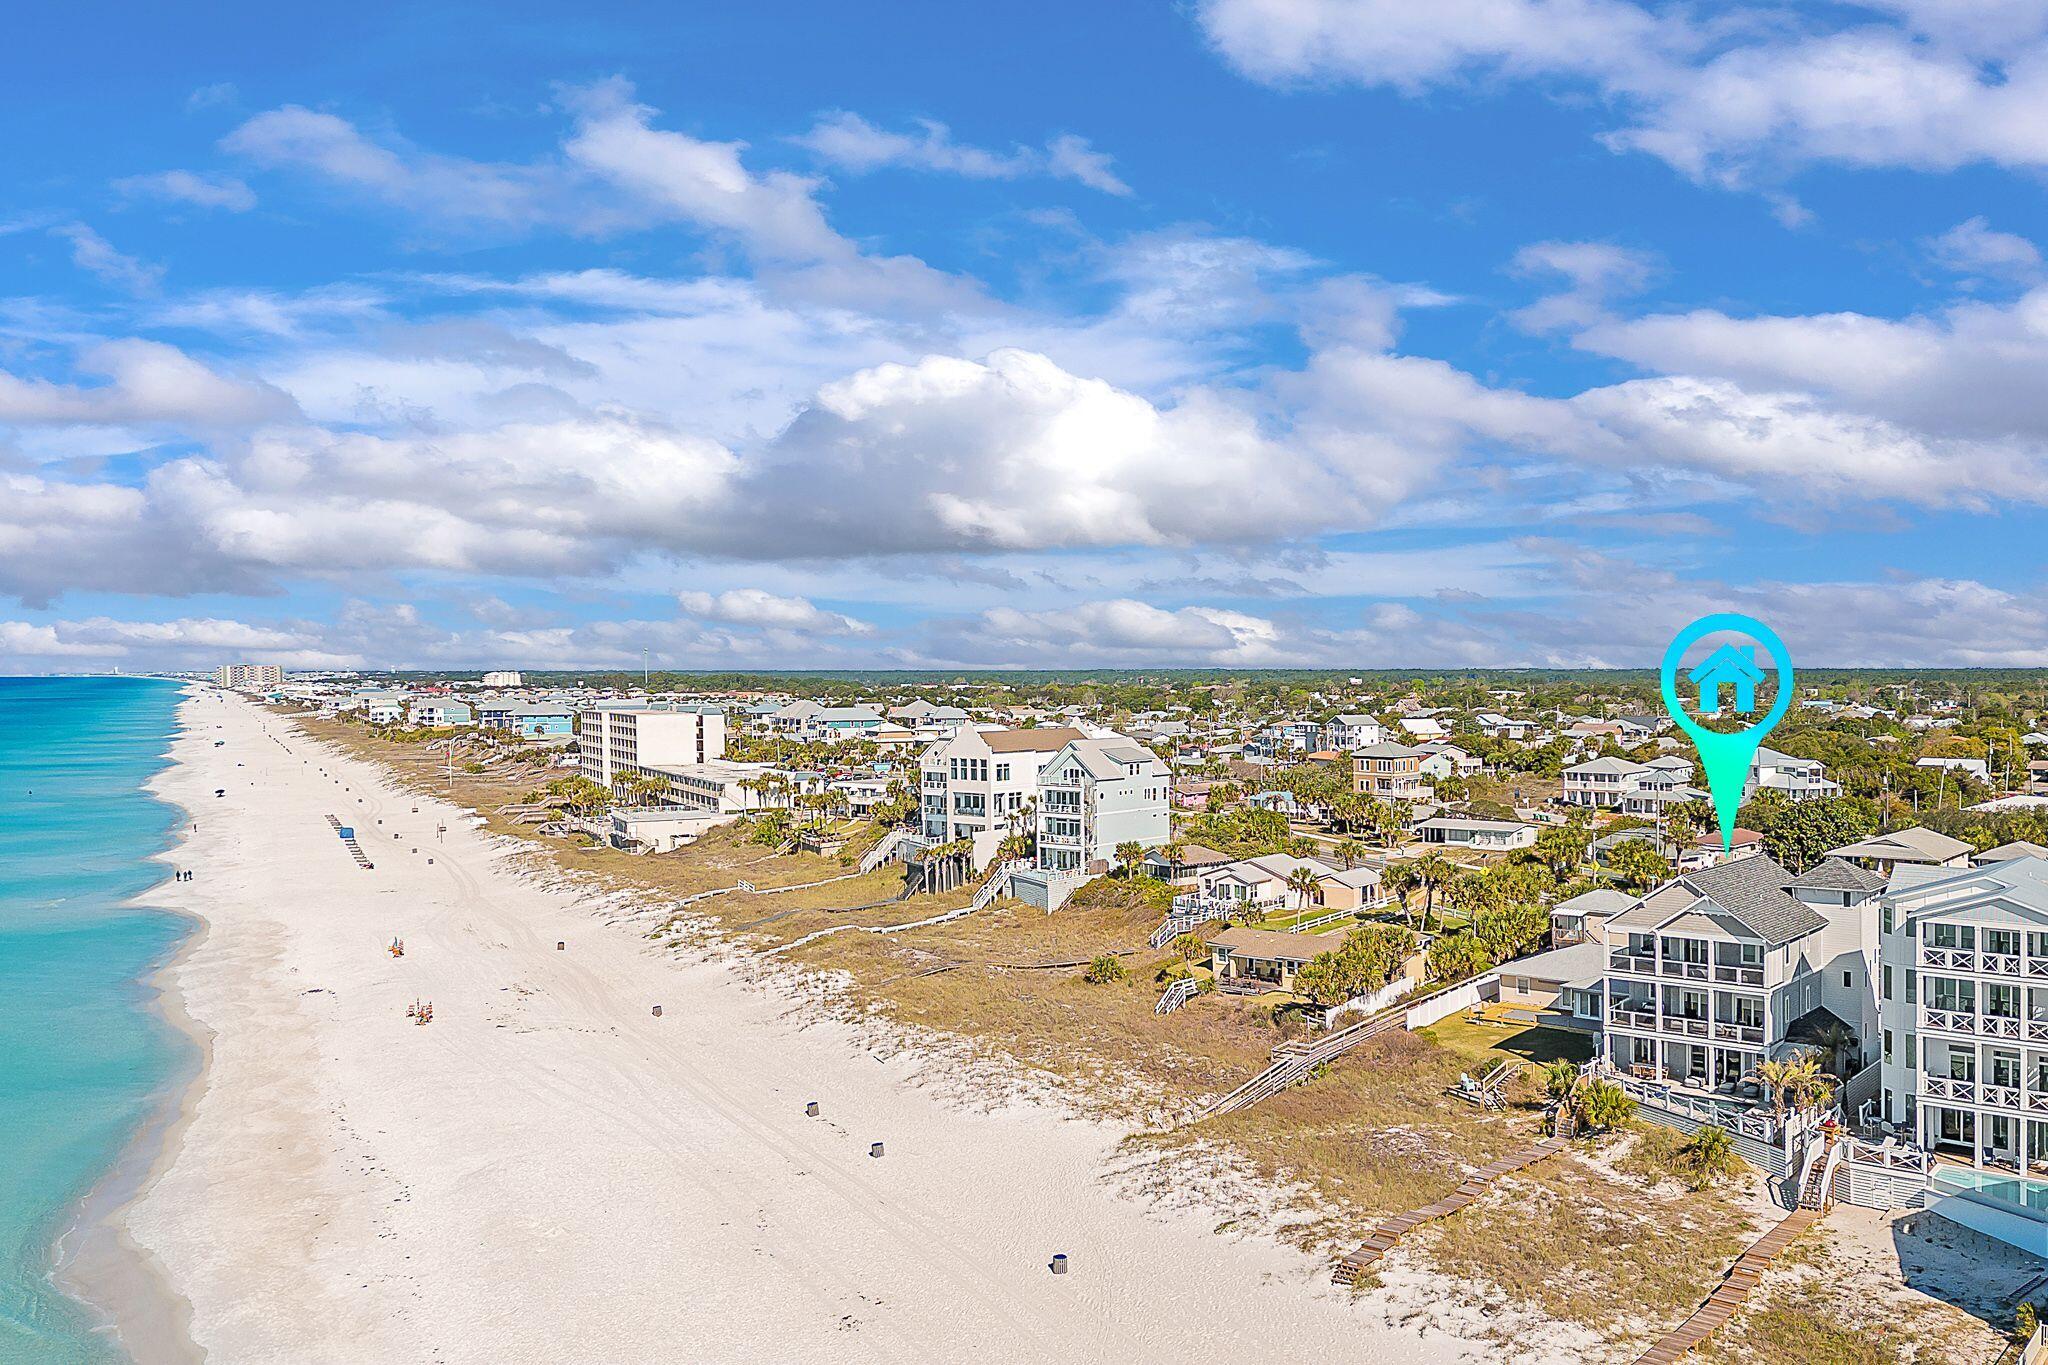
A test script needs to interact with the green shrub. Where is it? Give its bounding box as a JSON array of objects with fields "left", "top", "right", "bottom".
[{"left": 1083, "top": 954, "right": 1128, "bottom": 985}]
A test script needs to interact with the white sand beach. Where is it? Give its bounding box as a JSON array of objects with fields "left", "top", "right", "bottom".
[{"left": 101, "top": 691, "right": 1476, "bottom": 1364}]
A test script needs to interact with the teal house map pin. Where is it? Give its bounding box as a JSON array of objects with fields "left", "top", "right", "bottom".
[{"left": 1658, "top": 613, "right": 1793, "bottom": 852}]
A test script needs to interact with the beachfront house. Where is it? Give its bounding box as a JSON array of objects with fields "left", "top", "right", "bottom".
[
  {"left": 476, "top": 701, "right": 575, "bottom": 737},
  {"left": 1876, "top": 851, "right": 2048, "bottom": 1172},
  {"left": 576, "top": 702, "right": 727, "bottom": 789},
  {"left": 1139, "top": 842, "right": 1234, "bottom": 885},
  {"left": 407, "top": 699, "right": 473, "bottom": 727},
  {"left": 1032, "top": 736, "right": 1171, "bottom": 875},
  {"left": 1205, "top": 925, "right": 1345, "bottom": 994},
  {"left": 917, "top": 725, "right": 1085, "bottom": 846},
  {"left": 1600, "top": 855, "right": 1880, "bottom": 1089},
  {"left": 1497, "top": 940, "right": 1606, "bottom": 1030}
]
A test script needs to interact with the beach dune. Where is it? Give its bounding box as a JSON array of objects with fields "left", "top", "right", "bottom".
[{"left": 111, "top": 693, "right": 1462, "bottom": 1364}]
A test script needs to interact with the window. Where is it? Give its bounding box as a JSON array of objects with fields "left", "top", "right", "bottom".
[
  {"left": 1882, "top": 1029, "right": 1892, "bottom": 1062},
  {"left": 1882, "top": 966, "right": 1892, "bottom": 1001},
  {"left": 1844, "top": 970, "right": 1853, "bottom": 988}
]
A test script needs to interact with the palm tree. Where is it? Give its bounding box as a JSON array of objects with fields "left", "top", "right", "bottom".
[
  {"left": 1381, "top": 860, "right": 1422, "bottom": 926},
  {"left": 1284, "top": 866, "right": 1322, "bottom": 929},
  {"left": 1675, "top": 1124, "right": 1745, "bottom": 1190},
  {"left": 1114, "top": 840, "right": 1145, "bottom": 876},
  {"left": 1413, "top": 852, "right": 1457, "bottom": 935},
  {"left": 1334, "top": 838, "right": 1366, "bottom": 869}
]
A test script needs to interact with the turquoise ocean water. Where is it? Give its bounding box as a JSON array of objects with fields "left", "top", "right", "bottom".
[{"left": 0, "top": 677, "right": 191, "bottom": 1364}]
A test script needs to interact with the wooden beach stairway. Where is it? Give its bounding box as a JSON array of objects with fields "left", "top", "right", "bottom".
[
  {"left": 1627, "top": 1207, "right": 1821, "bottom": 1364},
  {"left": 1330, "top": 1137, "right": 1567, "bottom": 1285}
]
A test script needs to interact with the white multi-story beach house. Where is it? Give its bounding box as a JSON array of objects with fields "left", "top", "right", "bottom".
[
  {"left": 1750, "top": 746, "right": 1843, "bottom": 801},
  {"left": 1320, "top": 714, "right": 1386, "bottom": 751},
  {"left": 917, "top": 725, "right": 1085, "bottom": 845},
  {"left": 1560, "top": 755, "right": 1659, "bottom": 809},
  {"left": 576, "top": 702, "right": 727, "bottom": 788},
  {"left": 1876, "top": 853, "right": 2048, "bottom": 1172},
  {"left": 1563, "top": 749, "right": 1835, "bottom": 812},
  {"left": 1600, "top": 854, "right": 1882, "bottom": 1089},
  {"left": 1032, "top": 736, "right": 1171, "bottom": 875},
  {"left": 406, "top": 699, "right": 474, "bottom": 727}
]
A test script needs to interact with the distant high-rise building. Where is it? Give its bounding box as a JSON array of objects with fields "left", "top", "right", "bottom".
[
  {"left": 481, "top": 670, "right": 523, "bottom": 687},
  {"left": 215, "top": 664, "right": 284, "bottom": 690}
]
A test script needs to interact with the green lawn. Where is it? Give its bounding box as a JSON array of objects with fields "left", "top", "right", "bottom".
[{"left": 1417, "top": 1016, "right": 1596, "bottom": 1067}]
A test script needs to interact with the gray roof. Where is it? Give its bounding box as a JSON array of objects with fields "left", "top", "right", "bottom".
[
  {"left": 1500, "top": 939, "right": 1605, "bottom": 989},
  {"left": 1553, "top": 888, "right": 1634, "bottom": 919},
  {"left": 1568, "top": 756, "right": 1646, "bottom": 775},
  {"left": 1789, "top": 857, "right": 1886, "bottom": 893},
  {"left": 1680, "top": 855, "right": 1830, "bottom": 944},
  {"left": 1979, "top": 841, "right": 2048, "bottom": 864},
  {"left": 1828, "top": 826, "right": 1973, "bottom": 863},
  {"left": 1353, "top": 740, "right": 1425, "bottom": 759}
]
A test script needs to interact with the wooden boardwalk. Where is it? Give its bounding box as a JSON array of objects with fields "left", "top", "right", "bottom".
[
  {"left": 1331, "top": 1137, "right": 1567, "bottom": 1285},
  {"left": 1629, "top": 1207, "right": 1820, "bottom": 1364}
]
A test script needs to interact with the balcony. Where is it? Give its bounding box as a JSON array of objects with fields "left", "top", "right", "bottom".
[
  {"left": 1712, "top": 963, "right": 1766, "bottom": 987},
  {"left": 1658, "top": 958, "right": 1710, "bottom": 981},
  {"left": 1920, "top": 1006, "right": 2048, "bottom": 1041},
  {"left": 1712, "top": 1021, "right": 1765, "bottom": 1046},
  {"left": 1608, "top": 951, "right": 1657, "bottom": 976},
  {"left": 1608, "top": 1004, "right": 1658, "bottom": 1032},
  {"left": 1923, "top": 1075, "right": 1976, "bottom": 1103},
  {"left": 1984, "top": 953, "right": 2024, "bottom": 977},
  {"left": 1921, "top": 1076, "right": 2048, "bottom": 1115},
  {"left": 1661, "top": 1013, "right": 1711, "bottom": 1038},
  {"left": 1921, "top": 943, "right": 1979, "bottom": 972}
]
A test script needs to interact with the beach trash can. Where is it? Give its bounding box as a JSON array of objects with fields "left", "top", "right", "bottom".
[
  {"left": 557, "top": 941, "right": 565, "bottom": 951},
  {"left": 652, "top": 1005, "right": 663, "bottom": 1017},
  {"left": 870, "top": 1142, "right": 884, "bottom": 1158},
  {"left": 805, "top": 1102, "right": 819, "bottom": 1117},
  {"left": 1052, "top": 1255, "right": 1068, "bottom": 1275}
]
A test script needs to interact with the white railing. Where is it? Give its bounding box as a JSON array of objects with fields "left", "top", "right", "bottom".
[
  {"left": 970, "top": 859, "right": 1017, "bottom": 911},
  {"left": 1921, "top": 944, "right": 1978, "bottom": 972},
  {"left": 1843, "top": 1136, "right": 1932, "bottom": 1173},
  {"left": 1921, "top": 1006, "right": 1978, "bottom": 1036},
  {"left": 1150, "top": 907, "right": 1213, "bottom": 949},
  {"left": 859, "top": 826, "right": 916, "bottom": 872},
  {"left": 1608, "top": 952, "right": 1656, "bottom": 975},
  {"left": 1984, "top": 953, "right": 2024, "bottom": 977},
  {"left": 1924, "top": 1075, "right": 1977, "bottom": 1103},
  {"left": 1155, "top": 977, "right": 1200, "bottom": 1015},
  {"left": 1713, "top": 964, "right": 1766, "bottom": 987}
]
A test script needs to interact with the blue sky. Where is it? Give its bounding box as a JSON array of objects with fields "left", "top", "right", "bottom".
[{"left": 7, "top": 0, "right": 2048, "bottom": 670}]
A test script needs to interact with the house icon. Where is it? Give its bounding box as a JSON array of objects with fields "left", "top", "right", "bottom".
[{"left": 1689, "top": 643, "right": 1765, "bottom": 715}]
